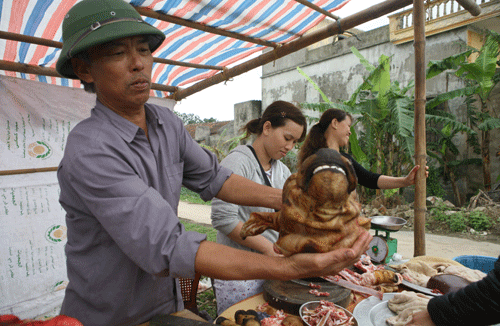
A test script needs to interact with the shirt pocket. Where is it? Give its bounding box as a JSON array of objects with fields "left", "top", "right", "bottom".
[{"left": 165, "top": 161, "right": 184, "bottom": 201}]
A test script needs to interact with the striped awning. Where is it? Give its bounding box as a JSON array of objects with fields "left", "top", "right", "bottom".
[{"left": 0, "top": 0, "right": 351, "bottom": 98}]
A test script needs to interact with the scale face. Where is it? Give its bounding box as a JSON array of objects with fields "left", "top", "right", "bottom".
[{"left": 367, "top": 235, "right": 389, "bottom": 263}]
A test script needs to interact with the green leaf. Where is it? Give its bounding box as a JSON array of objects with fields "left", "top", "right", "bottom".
[
  {"left": 425, "top": 113, "right": 476, "bottom": 135},
  {"left": 426, "top": 50, "right": 473, "bottom": 79},
  {"left": 425, "top": 87, "right": 476, "bottom": 110},
  {"left": 477, "top": 117, "right": 500, "bottom": 131},
  {"left": 351, "top": 46, "right": 376, "bottom": 72},
  {"left": 348, "top": 127, "right": 367, "bottom": 165},
  {"left": 346, "top": 49, "right": 392, "bottom": 107},
  {"left": 376, "top": 55, "right": 391, "bottom": 109},
  {"left": 296, "top": 67, "right": 332, "bottom": 104}
]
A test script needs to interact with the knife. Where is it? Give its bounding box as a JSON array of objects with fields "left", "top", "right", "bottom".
[
  {"left": 384, "top": 266, "right": 442, "bottom": 297},
  {"left": 322, "top": 276, "right": 384, "bottom": 300}
]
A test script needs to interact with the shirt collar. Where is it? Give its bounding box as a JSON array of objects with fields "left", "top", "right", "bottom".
[{"left": 93, "top": 100, "right": 163, "bottom": 143}]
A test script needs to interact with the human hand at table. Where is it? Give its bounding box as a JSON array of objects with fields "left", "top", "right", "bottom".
[
  {"left": 284, "top": 230, "right": 372, "bottom": 278},
  {"left": 406, "top": 310, "right": 436, "bottom": 326}
]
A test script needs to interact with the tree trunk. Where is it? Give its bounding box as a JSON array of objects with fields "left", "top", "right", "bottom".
[
  {"left": 482, "top": 129, "right": 491, "bottom": 191},
  {"left": 376, "top": 138, "right": 383, "bottom": 198},
  {"left": 446, "top": 164, "right": 462, "bottom": 207},
  {"left": 481, "top": 101, "right": 492, "bottom": 191}
]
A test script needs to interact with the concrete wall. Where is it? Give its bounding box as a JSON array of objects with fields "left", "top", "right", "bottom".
[
  {"left": 261, "top": 24, "right": 500, "bottom": 203},
  {"left": 191, "top": 100, "right": 263, "bottom": 154}
]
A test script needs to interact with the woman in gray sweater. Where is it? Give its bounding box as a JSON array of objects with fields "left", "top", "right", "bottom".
[{"left": 211, "top": 101, "right": 307, "bottom": 314}]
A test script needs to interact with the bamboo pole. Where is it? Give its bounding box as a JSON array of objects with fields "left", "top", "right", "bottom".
[
  {"left": 0, "top": 30, "right": 62, "bottom": 47},
  {"left": 292, "top": 0, "right": 358, "bottom": 39},
  {"left": 0, "top": 167, "right": 58, "bottom": 176},
  {"left": 154, "top": 57, "right": 223, "bottom": 71},
  {"left": 0, "top": 31, "right": 222, "bottom": 72},
  {"left": 170, "top": 0, "right": 414, "bottom": 100},
  {"left": 135, "top": 7, "right": 278, "bottom": 48},
  {"left": 413, "top": 0, "right": 427, "bottom": 257},
  {"left": 456, "top": 0, "right": 482, "bottom": 16},
  {"left": 292, "top": 0, "right": 342, "bottom": 21},
  {"left": 0, "top": 60, "right": 177, "bottom": 93}
]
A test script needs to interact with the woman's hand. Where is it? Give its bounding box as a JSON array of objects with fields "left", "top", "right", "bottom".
[
  {"left": 405, "top": 165, "right": 429, "bottom": 186},
  {"left": 407, "top": 310, "right": 436, "bottom": 326}
]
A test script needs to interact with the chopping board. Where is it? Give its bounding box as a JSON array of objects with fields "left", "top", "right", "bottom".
[{"left": 263, "top": 278, "right": 351, "bottom": 315}]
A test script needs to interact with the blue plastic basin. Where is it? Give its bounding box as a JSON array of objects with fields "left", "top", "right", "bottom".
[{"left": 453, "top": 255, "right": 497, "bottom": 274}]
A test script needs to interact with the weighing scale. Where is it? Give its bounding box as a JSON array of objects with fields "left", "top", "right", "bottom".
[{"left": 366, "top": 216, "right": 407, "bottom": 264}]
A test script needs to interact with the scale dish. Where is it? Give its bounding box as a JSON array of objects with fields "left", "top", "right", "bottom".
[
  {"left": 300, "top": 301, "right": 358, "bottom": 326},
  {"left": 370, "top": 216, "right": 407, "bottom": 231}
]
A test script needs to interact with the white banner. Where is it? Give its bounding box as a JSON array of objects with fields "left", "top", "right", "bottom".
[
  {"left": 0, "top": 75, "right": 94, "bottom": 171},
  {"left": 0, "top": 75, "right": 177, "bottom": 320},
  {"left": 0, "top": 171, "right": 67, "bottom": 319}
]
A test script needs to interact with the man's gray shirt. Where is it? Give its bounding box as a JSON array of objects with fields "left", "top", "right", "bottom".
[{"left": 57, "top": 100, "right": 231, "bottom": 326}]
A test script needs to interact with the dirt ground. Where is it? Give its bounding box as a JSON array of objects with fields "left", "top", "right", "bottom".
[{"left": 363, "top": 193, "right": 500, "bottom": 245}]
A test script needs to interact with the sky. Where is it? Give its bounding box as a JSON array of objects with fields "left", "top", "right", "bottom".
[{"left": 174, "top": 0, "right": 391, "bottom": 121}]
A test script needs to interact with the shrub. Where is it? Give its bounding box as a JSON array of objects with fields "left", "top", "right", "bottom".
[
  {"left": 427, "top": 167, "right": 446, "bottom": 198},
  {"left": 469, "top": 211, "right": 492, "bottom": 231},
  {"left": 448, "top": 212, "right": 468, "bottom": 232},
  {"left": 430, "top": 204, "right": 449, "bottom": 222}
]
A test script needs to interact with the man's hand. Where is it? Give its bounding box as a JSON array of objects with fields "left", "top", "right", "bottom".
[{"left": 284, "top": 230, "right": 372, "bottom": 279}]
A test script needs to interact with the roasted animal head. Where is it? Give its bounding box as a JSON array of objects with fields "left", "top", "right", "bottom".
[{"left": 240, "top": 148, "right": 371, "bottom": 256}]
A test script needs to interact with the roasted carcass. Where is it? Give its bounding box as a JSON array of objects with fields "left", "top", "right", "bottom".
[{"left": 240, "top": 148, "right": 371, "bottom": 256}]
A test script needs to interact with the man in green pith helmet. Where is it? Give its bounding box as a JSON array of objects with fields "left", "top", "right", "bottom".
[{"left": 55, "top": 0, "right": 371, "bottom": 325}]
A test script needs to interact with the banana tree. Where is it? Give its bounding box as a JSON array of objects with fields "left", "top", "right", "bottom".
[
  {"left": 425, "top": 103, "right": 481, "bottom": 206},
  {"left": 426, "top": 30, "right": 500, "bottom": 190},
  {"left": 347, "top": 48, "right": 415, "bottom": 199}
]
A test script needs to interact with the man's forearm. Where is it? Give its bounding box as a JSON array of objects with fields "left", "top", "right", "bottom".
[
  {"left": 195, "top": 240, "right": 290, "bottom": 280},
  {"left": 216, "top": 174, "right": 282, "bottom": 210},
  {"left": 194, "top": 231, "right": 373, "bottom": 282}
]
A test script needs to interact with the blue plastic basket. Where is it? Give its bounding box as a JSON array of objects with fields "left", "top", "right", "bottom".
[{"left": 453, "top": 255, "right": 497, "bottom": 274}]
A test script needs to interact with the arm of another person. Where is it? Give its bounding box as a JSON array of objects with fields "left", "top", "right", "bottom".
[
  {"left": 377, "top": 165, "right": 429, "bottom": 189},
  {"left": 194, "top": 231, "right": 372, "bottom": 281},
  {"left": 343, "top": 153, "right": 428, "bottom": 190},
  {"left": 216, "top": 173, "right": 282, "bottom": 211},
  {"left": 407, "top": 255, "right": 500, "bottom": 326},
  {"left": 226, "top": 221, "right": 279, "bottom": 256}
]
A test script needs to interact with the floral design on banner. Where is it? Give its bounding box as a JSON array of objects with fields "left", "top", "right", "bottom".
[
  {"left": 52, "top": 280, "right": 69, "bottom": 291},
  {"left": 28, "top": 141, "right": 52, "bottom": 159},
  {"left": 45, "top": 225, "right": 67, "bottom": 243}
]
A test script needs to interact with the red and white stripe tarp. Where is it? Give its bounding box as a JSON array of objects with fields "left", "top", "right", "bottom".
[{"left": 0, "top": 0, "right": 351, "bottom": 97}]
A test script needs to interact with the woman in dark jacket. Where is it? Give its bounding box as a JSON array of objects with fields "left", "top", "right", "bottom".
[
  {"left": 408, "top": 255, "right": 500, "bottom": 325},
  {"left": 298, "top": 108, "right": 426, "bottom": 190}
]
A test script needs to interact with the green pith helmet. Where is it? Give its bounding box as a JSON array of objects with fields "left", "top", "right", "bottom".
[{"left": 56, "top": 0, "right": 165, "bottom": 79}]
